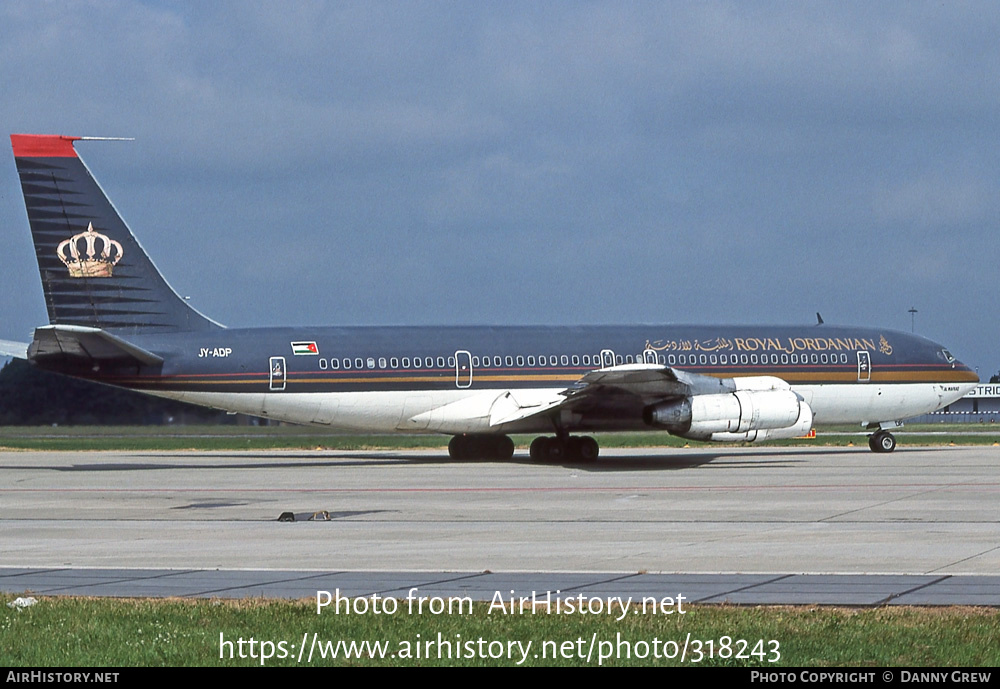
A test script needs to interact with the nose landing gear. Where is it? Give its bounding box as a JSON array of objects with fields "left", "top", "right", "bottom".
[{"left": 868, "top": 430, "right": 896, "bottom": 453}]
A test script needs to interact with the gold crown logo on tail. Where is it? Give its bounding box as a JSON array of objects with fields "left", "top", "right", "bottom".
[{"left": 56, "top": 222, "right": 124, "bottom": 278}]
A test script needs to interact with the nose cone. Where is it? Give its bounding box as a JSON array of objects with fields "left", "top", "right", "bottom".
[
  {"left": 936, "top": 352, "right": 979, "bottom": 404},
  {"left": 951, "top": 357, "right": 979, "bottom": 385}
]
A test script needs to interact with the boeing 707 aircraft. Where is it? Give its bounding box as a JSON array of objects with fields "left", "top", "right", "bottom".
[{"left": 2, "top": 134, "right": 979, "bottom": 460}]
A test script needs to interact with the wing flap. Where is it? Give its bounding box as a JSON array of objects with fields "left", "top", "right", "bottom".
[{"left": 488, "top": 389, "right": 568, "bottom": 427}]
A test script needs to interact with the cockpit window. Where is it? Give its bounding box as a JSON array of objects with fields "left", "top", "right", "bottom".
[{"left": 940, "top": 349, "right": 956, "bottom": 364}]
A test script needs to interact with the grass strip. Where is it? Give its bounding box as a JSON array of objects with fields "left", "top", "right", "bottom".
[{"left": 2, "top": 597, "right": 999, "bottom": 667}]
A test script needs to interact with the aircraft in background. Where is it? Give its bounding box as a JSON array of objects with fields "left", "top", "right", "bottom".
[{"left": 1, "top": 134, "right": 979, "bottom": 460}]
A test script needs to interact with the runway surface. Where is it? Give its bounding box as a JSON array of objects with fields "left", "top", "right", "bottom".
[{"left": 3, "top": 446, "right": 999, "bottom": 604}]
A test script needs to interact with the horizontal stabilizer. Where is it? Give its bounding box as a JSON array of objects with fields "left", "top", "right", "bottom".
[
  {"left": 28, "top": 324, "right": 163, "bottom": 366},
  {"left": 0, "top": 339, "right": 29, "bottom": 359}
]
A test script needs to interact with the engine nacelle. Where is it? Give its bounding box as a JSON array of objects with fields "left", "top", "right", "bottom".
[
  {"left": 644, "top": 389, "right": 810, "bottom": 440},
  {"left": 710, "top": 398, "right": 813, "bottom": 442}
]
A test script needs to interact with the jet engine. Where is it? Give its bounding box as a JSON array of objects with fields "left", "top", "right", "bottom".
[{"left": 643, "top": 387, "right": 813, "bottom": 443}]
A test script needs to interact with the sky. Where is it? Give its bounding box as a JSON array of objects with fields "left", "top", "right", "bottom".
[{"left": 1, "top": 1, "right": 998, "bottom": 377}]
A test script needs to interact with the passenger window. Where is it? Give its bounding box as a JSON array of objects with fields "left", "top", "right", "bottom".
[
  {"left": 527, "top": 356, "right": 535, "bottom": 366},
  {"left": 517, "top": 356, "right": 524, "bottom": 366},
  {"left": 572, "top": 355, "right": 579, "bottom": 365},
  {"left": 505, "top": 356, "right": 513, "bottom": 366},
  {"left": 561, "top": 355, "right": 569, "bottom": 365},
  {"left": 437, "top": 356, "right": 445, "bottom": 368},
  {"left": 356, "top": 358, "right": 364, "bottom": 369},
  {"left": 615, "top": 355, "right": 623, "bottom": 365},
  {"left": 378, "top": 357, "right": 387, "bottom": 368},
  {"left": 626, "top": 355, "right": 634, "bottom": 364},
  {"left": 668, "top": 354, "right": 676, "bottom": 365},
  {"left": 390, "top": 357, "right": 398, "bottom": 368},
  {"left": 319, "top": 358, "right": 328, "bottom": 370},
  {"left": 494, "top": 356, "right": 502, "bottom": 367},
  {"left": 402, "top": 357, "right": 410, "bottom": 368},
  {"left": 582, "top": 355, "right": 590, "bottom": 365},
  {"left": 425, "top": 357, "right": 434, "bottom": 368},
  {"left": 330, "top": 358, "right": 339, "bottom": 370},
  {"left": 699, "top": 355, "right": 707, "bottom": 365},
  {"left": 344, "top": 358, "right": 352, "bottom": 369},
  {"left": 448, "top": 356, "right": 455, "bottom": 367}
]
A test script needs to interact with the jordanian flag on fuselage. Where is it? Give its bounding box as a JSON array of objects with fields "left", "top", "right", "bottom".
[{"left": 291, "top": 341, "right": 319, "bottom": 355}]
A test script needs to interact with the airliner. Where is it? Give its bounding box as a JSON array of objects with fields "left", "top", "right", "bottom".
[{"left": 1, "top": 134, "right": 979, "bottom": 460}]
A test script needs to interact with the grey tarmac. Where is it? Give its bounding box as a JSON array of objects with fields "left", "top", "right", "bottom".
[{"left": 2, "top": 445, "right": 999, "bottom": 604}]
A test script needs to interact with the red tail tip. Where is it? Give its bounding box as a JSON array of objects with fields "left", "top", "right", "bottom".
[{"left": 10, "top": 134, "right": 81, "bottom": 158}]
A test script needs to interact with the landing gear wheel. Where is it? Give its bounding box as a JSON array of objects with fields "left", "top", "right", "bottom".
[
  {"left": 529, "top": 435, "right": 599, "bottom": 463},
  {"left": 529, "top": 436, "right": 564, "bottom": 462},
  {"left": 449, "top": 434, "right": 471, "bottom": 460},
  {"left": 579, "top": 436, "right": 600, "bottom": 462},
  {"left": 529, "top": 436, "right": 549, "bottom": 461},
  {"left": 566, "top": 437, "right": 583, "bottom": 461},
  {"left": 495, "top": 435, "right": 515, "bottom": 461},
  {"left": 566, "top": 436, "right": 599, "bottom": 463},
  {"left": 449, "top": 434, "right": 515, "bottom": 460},
  {"left": 544, "top": 437, "right": 565, "bottom": 462},
  {"left": 868, "top": 431, "right": 896, "bottom": 453}
]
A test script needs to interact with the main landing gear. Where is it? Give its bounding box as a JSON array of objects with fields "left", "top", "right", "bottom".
[
  {"left": 446, "top": 433, "right": 601, "bottom": 462},
  {"left": 868, "top": 430, "right": 897, "bottom": 453},
  {"left": 529, "top": 435, "right": 599, "bottom": 463},
  {"left": 448, "top": 434, "right": 515, "bottom": 461}
]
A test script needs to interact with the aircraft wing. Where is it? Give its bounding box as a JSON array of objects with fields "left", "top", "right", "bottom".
[
  {"left": 489, "top": 363, "right": 732, "bottom": 427},
  {"left": 0, "top": 339, "right": 29, "bottom": 359}
]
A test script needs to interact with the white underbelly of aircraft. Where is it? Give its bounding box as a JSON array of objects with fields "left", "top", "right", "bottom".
[
  {"left": 152, "top": 389, "right": 560, "bottom": 433},
  {"left": 148, "top": 380, "right": 974, "bottom": 434},
  {"left": 796, "top": 382, "right": 973, "bottom": 425}
]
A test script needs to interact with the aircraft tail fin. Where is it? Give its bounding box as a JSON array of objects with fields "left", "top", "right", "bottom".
[{"left": 11, "top": 134, "right": 221, "bottom": 335}]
